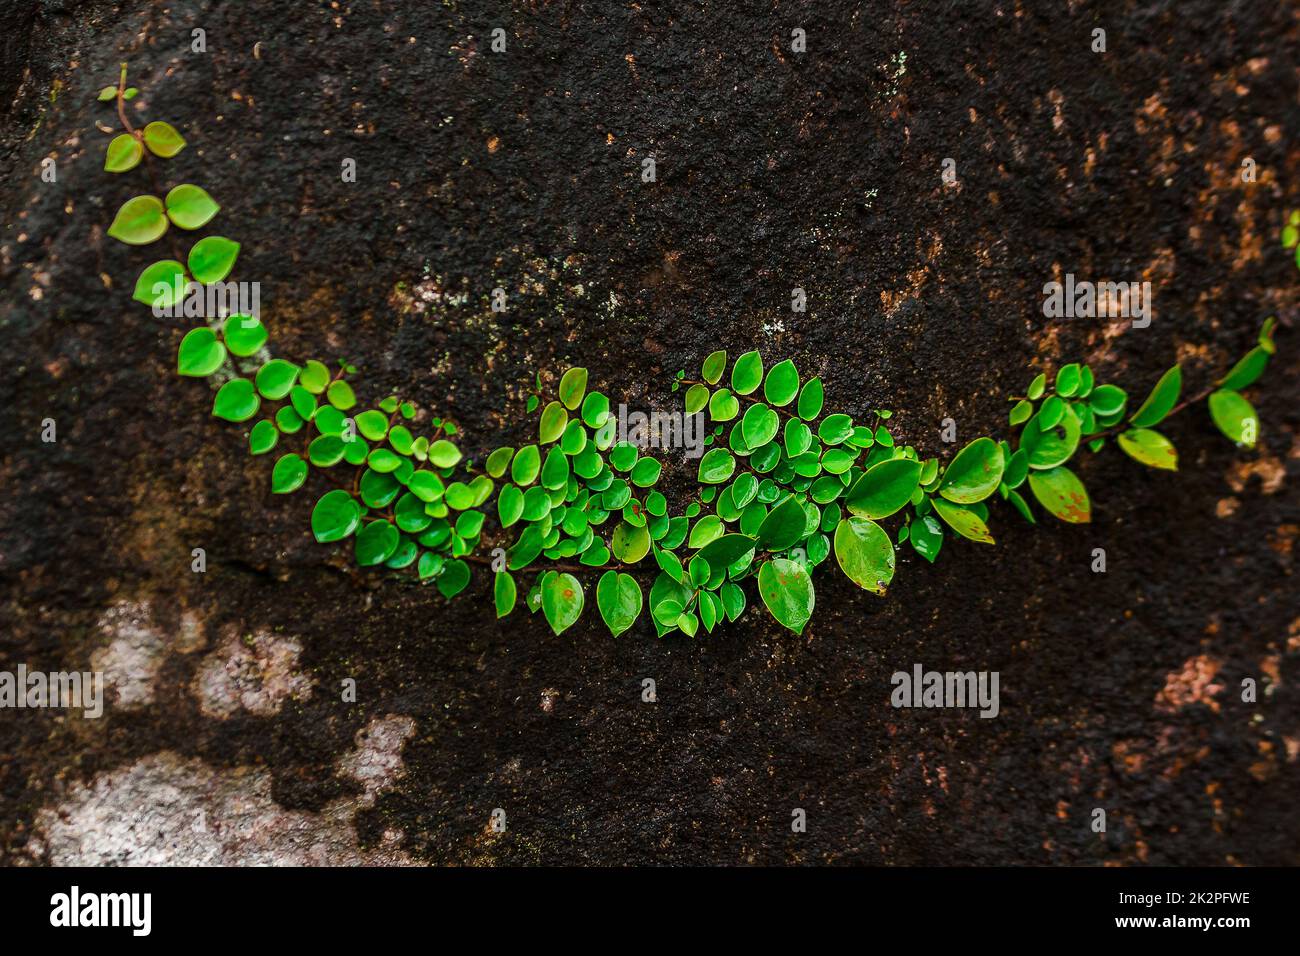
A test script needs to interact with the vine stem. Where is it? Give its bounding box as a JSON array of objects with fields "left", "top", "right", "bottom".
[{"left": 1081, "top": 382, "right": 1218, "bottom": 446}]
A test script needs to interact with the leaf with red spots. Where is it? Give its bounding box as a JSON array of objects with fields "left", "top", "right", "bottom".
[
  {"left": 757, "top": 558, "right": 814, "bottom": 635},
  {"left": 1027, "top": 466, "right": 1092, "bottom": 524},
  {"left": 541, "top": 571, "right": 584, "bottom": 635}
]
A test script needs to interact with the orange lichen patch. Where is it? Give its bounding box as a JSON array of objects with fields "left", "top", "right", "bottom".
[
  {"left": 879, "top": 265, "right": 930, "bottom": 318},
  {"left": 1267, "top": 524, "right": 1298, "bottom": 557},
  {"left": 486, "top": 135, "right": 500, "bottom": 153},
  {"left": 1155, "top": 655, "right": 1224, "bottom": 714},
  {"left": 1112, "top": 740, "right": 1146, "bottom": 774},
  {"left": 1163, "top": 745, "right": 1212, "bottom": 782},
  {"left": 1225, "top": 453, "right": 1286, "bottom": 495},
  {"left": 1215, "top": 497, "right": 1241, "bottom": 518},
  {"left": 1047, "top": 88, "right": 1065, "bottom": 132},
  {"left": 1249, "top": 740, "right": 1276, "bottom": 781},
  {"left": 1288, "top": 617, "right": 1300, "bottom": 652},
  {"left": 1055, "top": 800, "right": 1069, "bottom": 820},
  {"left": 1260, "top": 655, "right": 1281, "bottom": 691},
  {"left": 1133, "top": 92, "right": 1183, "bottom": 180}
]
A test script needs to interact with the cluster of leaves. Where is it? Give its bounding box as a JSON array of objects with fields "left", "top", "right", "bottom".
[
  {"left": 997, "top": 315, "right": 1276, "bottom": 530},
  {"left": 99, "top": 68, "right": 1285, "bottom": 639}
]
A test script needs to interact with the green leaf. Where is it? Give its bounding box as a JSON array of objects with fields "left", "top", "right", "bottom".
[
  {"left": 559, "top": 367, "right": 588, "bottom": 410},
  {"left": 758, "top": 558, "right": 814, "bottom": 635},
  {"left": 308, "top": 435, "right": 345, "bottom": 467},
  {"left": 687, "top": 514, "right": 724, "bottom": 549},
  {"left": 326, "top": 379, "right": 356, "bottom": 410},
  {"left": 719, "top": 581, "right": 746, "bottom": 621},
  {"left": 581, "top": 392, "right": 610, "bottom": 428},
  {"left": 755, "top": 495, "right": 806, "bottom": 552},
  {"left": 731, "top": 350, "right": 763, "bottom": 395},
  {"left": 507, "top": 524, "right": 545, "bottom": 570},
  {"left": 177, "top": 327, "right": 226, "bottom": 376},
  {"left": 763, "top": 359, "right": 799, "bottom": 406},
  {"left": 223, "top": 315, "right": 267, "bottom": 356},
  {"left": 1037, "top": 396, "right": 1065, "bottom": 429},
  {"left": 833, "top": 516, "right": 895, "bottom": 594},
  {"left": 541, "top": 445, "right": 570, "bottom": 490},
  {"left": 1055, "top": 363, "right": 1081, "bottom": 397},
  {"left": 909, "top": 513, "right": 943, "bottom": 563},
  {"left": 741, "top": 403, "right": 779, "bottom": 449},
  {"left": 248, "top": 419, "right": 278, "bottom": 455},
  {"left": 684, "top": 384, "right": 710, "bottom": 414},
  {"left": 845, "top": 458, "right": 921, "bottom": 519},
  {"left": 698, "top": 590, "right": 719, "bottom": 632},
  {"left": 511, "top": 444, "right": 541, "bottom": 484},
  {"left": 494, "top": 571, "right": 517, "bottom": 618},
  {"left": 437, "top": 559, "right": 471, "bottom": 598},
  {"left": 271, "top": 453, "right": 308, "bottom": 493},
  {"left": 212, "top": 378, "right": 259, "bottom": 422},
  {"left": 1129, "top": 365, "right": 1182, "bottom": 428},
  {"left": 931, "top": 498, "right": 995, "bottom": 544},
  {"left": 300, "top": 360, "right": 330, "bottom": 394},
  {"left": 142, "top": 120, "right": 186, "bottom": 157},
  {"left": 187, "top": 236, "right": 240, "bottom": 284},
  {"left": 630, "top": 457, "right": 661, "bottom": 487},
  {"left": 817, "top": 414, "right": 853, "bottom": 445},
  {"left": 611, "top": 520, "right": 651, "bottom": 563},
  {"left": 164, "top": 184, "right": 220, "bottom": 230},
  {"left": 609, "top": 442, "right": 639, "bottom": 472},
  {"left": 356, "top": 519, "right": 398, "bottom": 565},
  {"left": 1219, "top": 346, "right": 1269, "bottom": 391},
  {"left": 311, "top": 489, "right": 362, "bottom": 542},
  {"left": 428, "top": 438, "right": 462, "bottom": 468},
  {"left": 104, "top": 134, "right": 143, "bottom": 173},
  {"left": 292, "top": 385, "right": 318, "bottom": 422},
  {"left": 1007, "top": 488, "right": 1035, "bottom": 524},
  {"left": 417, "top": 552, "right": 443, "bottom": 580},
  {"left": 1207, "top": 389, "right": 1259, "bottom": 447},
  {"left": 596, "top": 571, "right": 642, "bottom": 637},
  {"left": 486, "top": 447, "right": 514, "bottom": 478},
  {"left": 697, "top": 533, "right": 757, "bottom": 573},
  {"left": 497, "top": 485, "right": 524, "bottom": 527},
  {"left": 797, "top": 377, "right": 824, "bottom": 420},
  {"left": 132, "top": 259, "right": 186, "bottom": 310},
  {"left": 655, "top": 548, "right": 684, "bottom": 582},
  {"left": 276, "top": 405, "right": 304, "bottom": 434},
  {"left": 939, "top": 437, "right": 1004, "bottom": 503},
  {"left": 1027, "top": 372, "right": 1047, "bottom": 400},
  {"left": 697, "top": 447, "right": 736, "bottom": 484},
  {"left": 1009, "top": 399, "right": 1033, "bottom": 426},
  {"left": 255, "top": 359, "right": 299, "bottom": 400},
  {"left": 1117, "top": 428, "right": 1178, "bottom": 471},
  {"left": 108, "top": 195, "right": 168, "bottom": 245},
  {"left": 1027, "top": 466, "right": 1091, "bottom": 523},
  {"left": 385, "top": 538, "right": 418, "bottom": 570},
  {"left": 539, "top": 401, "right": 567, "bottom": 443},
  {"left": 355, "top": 410, "right": 389, "bottom": 441},
  {"left": 96, "top": 85, "right": 117, "bottom": 102},
  {"left": 542, "top": 572, "right": 584, "bottom": 635},
  {"left": 708, "top": 388, "right": 740, "bottom": 421},
  {"left": 1088, "top": 384, "right": 1127, "bottom": 417},
  {"left": 1022, "top": 403, "right": 1081, "bottom": 470},
  {"left": 1003, "top": 448, "right": 1029, "bottom": 489},
  {"left": 702, "top": 349, "right": 727, "bottom": 384}
]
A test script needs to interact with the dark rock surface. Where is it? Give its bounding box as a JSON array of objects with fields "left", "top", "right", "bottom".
[{"left": 1, "top": 0, "right": 1297, "bottom": 864}]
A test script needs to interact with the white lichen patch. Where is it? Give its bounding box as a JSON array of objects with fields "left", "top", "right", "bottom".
[
  {"left": 338, "top": 715, "right": 416, "bottom": 807},
  {"left": 191, "top": 627, "right": 313, "bottom": 719},
  {"left": 89, "top": 602, "right": 167, "bottom": 710},
  {"left": 30, "top": 716, "right": 417, "bottom": 865}
]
